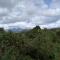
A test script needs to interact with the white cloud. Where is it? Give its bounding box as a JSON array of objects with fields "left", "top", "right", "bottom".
[
  {"left": 0, "top": 0, "right": 60, "bottom": 29},
  {"left": 0, "top": 8, "right": 8, "bottom": 14}
]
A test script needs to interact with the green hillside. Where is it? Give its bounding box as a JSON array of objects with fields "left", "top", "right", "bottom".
[{"left": 0, "top": 26, "right": 60, "bottom": 60}]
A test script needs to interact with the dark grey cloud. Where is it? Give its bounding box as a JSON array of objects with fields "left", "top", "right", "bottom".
[{"left": 0, "top": 0, "right": 18, "bottom": 9}]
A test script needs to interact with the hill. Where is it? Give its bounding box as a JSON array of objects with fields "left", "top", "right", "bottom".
[{"left": 0, "top": 26, "right": 60, "bottom": 60}]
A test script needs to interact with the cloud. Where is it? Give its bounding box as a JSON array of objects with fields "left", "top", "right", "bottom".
[
  {"left": 0, "top": 22, "right": 35, "bottom": 30},
  {"left": 0, "top": 0, "right": 18, "bottom": 9},
  {"left": 0, "top": 0, "right": 60, "bottom": 29}
]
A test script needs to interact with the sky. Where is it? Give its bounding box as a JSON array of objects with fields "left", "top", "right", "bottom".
[{"left": 0, "top": 0, "right": 60, "bottom": 29}]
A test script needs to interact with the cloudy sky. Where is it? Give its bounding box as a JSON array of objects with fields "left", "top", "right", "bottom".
[{"left": 0, "top": 0, "right": 60, "bottom": 29}]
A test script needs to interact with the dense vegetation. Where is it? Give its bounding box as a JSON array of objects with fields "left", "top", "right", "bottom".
[{"left": 0, "top": 26, "right": 60, "bottom": 60}]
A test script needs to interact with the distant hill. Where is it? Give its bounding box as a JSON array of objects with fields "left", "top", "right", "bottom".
[
  {"left": 6, "top": 27, "right": 31, "bottom": 32},
  {"left": 8, "top": 27, "right": 24, "bottom": 32}
]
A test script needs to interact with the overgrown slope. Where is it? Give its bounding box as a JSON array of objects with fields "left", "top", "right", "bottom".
[{"left": 0, "top": 26, "right": 60, "bottom": 60}]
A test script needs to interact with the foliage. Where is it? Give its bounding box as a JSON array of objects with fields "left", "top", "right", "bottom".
[{"left": 0, "top": 26, "right": 60, "bottom": 60}]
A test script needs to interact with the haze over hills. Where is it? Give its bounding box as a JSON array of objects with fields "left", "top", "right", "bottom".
[{"left": 7, "top": 27, "right": 27, "bottom": 32}]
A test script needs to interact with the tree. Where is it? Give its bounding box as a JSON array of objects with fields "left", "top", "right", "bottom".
[
  {"left": 0, "top": 28, "right": 4, "bottom": 32},
  {"left": 33, "top": 26, "right": 41, "bottom": 30}
]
